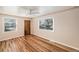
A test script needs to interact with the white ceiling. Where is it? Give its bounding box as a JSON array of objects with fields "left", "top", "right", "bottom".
[
  {"left": 20, "top": 6, "right": 74, "bottom": 17},
  {"left": 39, "top": 6, "right": 74, "bottom": 14},
  {"left": 0, "top": 6, "right": 75, "bottom": 18}
]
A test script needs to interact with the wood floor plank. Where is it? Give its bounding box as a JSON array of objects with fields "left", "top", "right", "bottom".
[{"left": 0, "top": 35, "right": 77, "bottom": 52}]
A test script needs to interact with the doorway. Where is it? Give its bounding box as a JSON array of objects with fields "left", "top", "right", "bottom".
[{"left": 24, "top": 20, "right": 30, "bottom": 35}]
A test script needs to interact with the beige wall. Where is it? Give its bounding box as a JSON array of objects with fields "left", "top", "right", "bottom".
[
  {"left": 0, "top": 14, "right": 25, "bottom": 41},
  {"left": 31, "top": 7, "right": 79, "bottom": 50}
]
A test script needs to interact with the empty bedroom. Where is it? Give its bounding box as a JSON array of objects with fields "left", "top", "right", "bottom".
[{"left": 0, "top": 6, "right": 79, "bottom": 52}]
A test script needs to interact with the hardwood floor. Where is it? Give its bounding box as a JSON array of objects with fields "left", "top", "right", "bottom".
[{"left": 0, "top": 35, "right": 77, "bottom": 52}]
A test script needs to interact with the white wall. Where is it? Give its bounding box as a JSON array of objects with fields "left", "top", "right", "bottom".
[
  {"left": 0, "top": 14, "right": 25, "bottom": 41},
  {"left": 0, "top": 6, "right": 27, "bottom": 17},
  {"left": 31, "top": 7, "right": 79, "bottom": 50}
]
